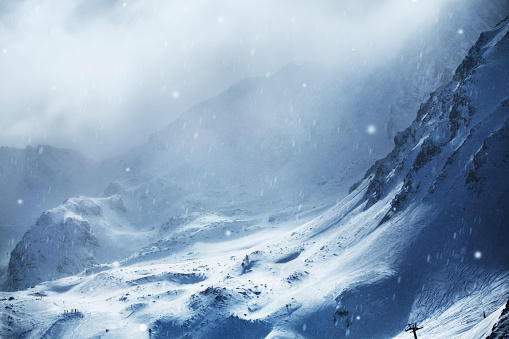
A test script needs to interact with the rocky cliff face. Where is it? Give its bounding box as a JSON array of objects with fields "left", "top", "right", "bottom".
[
  {"left": 487, "top": 299, "right": 509, "bottom": 339},
  {"left": 361, "top": 15, "right": 509, "bottom": 217},
  {"left": 7, "top": 195, "right": 141, "bottom": 291}
]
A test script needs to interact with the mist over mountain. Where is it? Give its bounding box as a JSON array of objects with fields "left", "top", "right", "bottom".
[
  {"left": 1, "top": 2, "right": 509, "bottom": 339},
  {"left": 2, "top": 0, "right": 507, "bottom": 263}
]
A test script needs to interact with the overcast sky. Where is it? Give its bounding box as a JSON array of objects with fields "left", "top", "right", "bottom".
[{"left": 0, "top": 0, "right": 452, "bottom": 160}]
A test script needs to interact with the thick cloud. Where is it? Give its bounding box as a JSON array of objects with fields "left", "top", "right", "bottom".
[{"left": 0, "top": 0, "right": 453, "bottom": 159}]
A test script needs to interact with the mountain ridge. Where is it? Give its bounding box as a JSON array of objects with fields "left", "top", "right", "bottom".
[{"left": 1, "top": 15, "right": 508, "bottom": 339}]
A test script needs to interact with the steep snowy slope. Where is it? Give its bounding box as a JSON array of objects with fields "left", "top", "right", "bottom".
[
  {"left": 356, "top": 16, "right": 509, "bottom": 338},
  {"left": 2, "top": 16, "right": 508, "bottom": 339},
  {"left": 487, "top": 299, "right": 509, "bottom": 339}
]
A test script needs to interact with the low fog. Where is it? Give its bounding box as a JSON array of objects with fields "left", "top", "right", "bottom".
[{"left": 0, "top": 0, "right": 490, "bottom": 159}]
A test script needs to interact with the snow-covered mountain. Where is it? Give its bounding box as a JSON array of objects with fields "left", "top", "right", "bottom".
[
  {"left": 365, "top": 0, "right": 509, "bottom": 140},
  {"left": 2, "top": 0, "right": 506, "bottom": 278},
  {"left": 100, "top": 61, "right": 375, "bottom": 224},
  {"left": 0, "top": 146, "right": 108, "bottom": 269},
  {"left": 6, "top": 195, "right": 150, "bottom": 290},
  {"left": 1, "top": 14, "right": 508, "bottom": 339},
  {"left": 94, "top": 0, "right": 509, "bottom": 234}
]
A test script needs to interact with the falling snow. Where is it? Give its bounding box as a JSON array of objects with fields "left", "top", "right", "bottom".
[
  {"left": 366, "top": 125, "right": 376, "bottom": 134},
  {"left": 1, "top": 2, "right": 508, "bottom": 339}
]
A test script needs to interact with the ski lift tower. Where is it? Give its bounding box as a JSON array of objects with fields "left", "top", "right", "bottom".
[{"left": 405, "top": 323, "right": 423, "bottom": 339}]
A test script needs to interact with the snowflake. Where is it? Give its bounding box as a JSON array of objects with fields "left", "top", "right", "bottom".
[{"left": 366, "top": 125, "right": 376, "bottom": 134}]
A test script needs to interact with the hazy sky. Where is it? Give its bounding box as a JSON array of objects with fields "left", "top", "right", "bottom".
[{"left": 0, "top": 0, "right": 451, "bottom": 160}]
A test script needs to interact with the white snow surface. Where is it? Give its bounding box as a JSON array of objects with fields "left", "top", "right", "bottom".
[
  {"left": 2, "top": 11, "right": 509, "bottom": 339},
  {"left": 0, "top": 181, "right": 427, "bottom": 338}
]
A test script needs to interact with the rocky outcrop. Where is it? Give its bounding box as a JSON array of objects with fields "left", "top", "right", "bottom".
[
  {"left": 486, "top": 298, "right": 509, "bottom": 339},
  {"left": 8, "top": 210, "right": 99, "bottom": 290},
  {"left": 7, "top": 195, "right": 131, "bottom": 290},
  {"left": 357, "top": 16, "right": 509, "bottom": 225}
]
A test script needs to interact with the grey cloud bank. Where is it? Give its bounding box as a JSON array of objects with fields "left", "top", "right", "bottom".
[{"left": 0, "top": 0, "right": 478, "bottom": 159}]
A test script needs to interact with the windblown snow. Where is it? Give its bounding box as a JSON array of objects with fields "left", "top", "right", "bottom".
[{"left": 1, "top": 10, "right": 509, "bottom": 339}]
